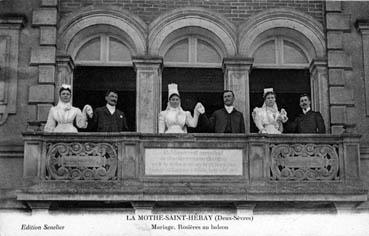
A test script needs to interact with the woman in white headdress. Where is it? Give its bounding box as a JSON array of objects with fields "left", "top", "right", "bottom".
[
  {"left": 44, "top": 84, "right": 90, "bottom": 133},
  {"left": 252, "top": 88, "right": 288, "bottom": 134},
  {"left": 159, "top": 83, "right": 205, "bottom": 133}
]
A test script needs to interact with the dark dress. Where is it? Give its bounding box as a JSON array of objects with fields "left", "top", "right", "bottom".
[
  {"left": 88, "top": 106, "right": 129, "bottom": 132},
  {"left": 288, "top": 110, "right": 325, "bottom": 133}
]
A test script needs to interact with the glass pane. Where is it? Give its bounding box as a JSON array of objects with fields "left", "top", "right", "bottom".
[
  {"left": 109, "top": 38, "right": 131, "bottom": 62},
  {"left": 197, "top": 39, "right": 221, "bottom": 63},
  {"left": 76, "top": 37, "right": 101, "bottom": 61},
  {"left": 253, "top": 40, "right": 276, "bottom": 64},
  {"left": 283, "top": 40, "right": 308, "bottom": 64},
  {"left": 164, "top": 39, "right": 189, "bottom": 62}
]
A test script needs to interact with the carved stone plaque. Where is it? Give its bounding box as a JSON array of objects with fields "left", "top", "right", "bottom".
[
  {"left": 270, "top": 144, "right": 339, "bottom": 181},
  {"left": 46, "top": 142, "right": 118, "bottom": 180},
  {"left": 145, "top": 148, "right": 243, "bottom": 175}
]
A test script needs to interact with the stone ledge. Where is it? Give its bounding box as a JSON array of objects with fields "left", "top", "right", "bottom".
[
  {"left": 0, "top": 145, "right": 23, "bottom": 158},
  {"left": 0, "top": 15, "right": 26, "bottom": 29},
  {"left": 356, "top": 19, "right": 369, "bottom": 33}
]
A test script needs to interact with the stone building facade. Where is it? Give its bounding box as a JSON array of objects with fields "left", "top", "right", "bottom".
[{"left": 1, "top": 0, "right": 369, "bottom": 214}]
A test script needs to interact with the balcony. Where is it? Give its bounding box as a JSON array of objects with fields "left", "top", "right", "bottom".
[{"left": 18, "top": 132, "right": 367, "bottom": 213}]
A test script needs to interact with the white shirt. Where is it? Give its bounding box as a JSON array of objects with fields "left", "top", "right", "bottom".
[
  {"left": 106, "top": 104, "right": 116, "bottom": 115},
  {"left": 303, "top": 107, "right": 311, "bottom": 114},
  {"left": 225, "top": 105, "right": 234, "bottom": 114}
]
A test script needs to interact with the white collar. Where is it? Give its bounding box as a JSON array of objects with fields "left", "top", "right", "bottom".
[
  {"left": 106, "top": 104, "right": 116, "bottom": 114},
  {"left": 224, "top": 105, "right": 234, "bottom": 114},
  {"left": 303, "top": 107, "right": 311, "bottom": 114},
  {"left": 56, "top": 101, "right": 72, "bottom": 111}
]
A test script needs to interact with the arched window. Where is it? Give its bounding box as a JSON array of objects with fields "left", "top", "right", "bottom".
[
  {"left": 253, "top": 37, "right": 309, "bottom": 68},
  {"left": 163, "top": 36, "right": 222, "bottom": 67},
  {"left": 250, "top": 36, "right": 311, "bottom": 133},
  {"left": 74, "top": 35, "right": 132, "bottom": 66},
  {"left": 72, "top": 34, "right": 136, "bottom": 131}
]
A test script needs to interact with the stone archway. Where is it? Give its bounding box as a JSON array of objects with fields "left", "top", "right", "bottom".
[
  {"left": 56, "top": 6, "right": 147, "bottom": 93},
  {"left": 56, "top": 6, "right": 148, "bottom": 131},
  {"left": 238, "top": 9, "right": 328, "bottom": 132},
  {"left": 149, "top": 7, "right": 237, "bottom": 57}
]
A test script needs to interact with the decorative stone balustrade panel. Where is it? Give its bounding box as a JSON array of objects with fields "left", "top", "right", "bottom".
[
  {"left": 20, "top": 133, "right": 366, "bottom": 203},
  {"left": 46, "top": 142, "right": 118, "bottom": 180},
  {"left": 270, "top": 144, "right": 339, "bottom": 181}
]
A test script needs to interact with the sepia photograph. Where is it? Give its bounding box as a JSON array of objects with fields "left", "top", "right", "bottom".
[{"left": 0, "top": 0, "right": 369, "bottom": 235}]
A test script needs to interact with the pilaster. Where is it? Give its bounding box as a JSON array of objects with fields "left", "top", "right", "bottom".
[
  {"left": 56, "top": 55, "right": 75, "bottom": 103},
  {"left": 356, "top": 20, "right": 369, "bottom": 117},
  {"left": 309, "top": 59, "right": 329, "bottom": 133},
  {"left": 223, "top": 58, "right": 253, "bottom": 133},
  {"left": 133, "top": 57, "right": 163, "bottom": 133}
]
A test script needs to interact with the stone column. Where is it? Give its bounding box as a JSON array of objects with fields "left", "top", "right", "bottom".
[
  {"left": 133, "top": 57, "right": 163, "bottom": 133},
  {"left": 356, "top": 20, "right": 369, "bottom": 116},
  {"left": 310, "top": 59, "right": 329, "bottom": 133},
  {"left": 223, "top": 58, "right": 253, "bottom": 133},
  {"left": 56, "top": 55, "right": 75, "bottom": 103}
]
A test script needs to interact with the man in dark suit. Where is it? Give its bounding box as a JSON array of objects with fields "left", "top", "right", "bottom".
[
  {"left": 203, "top": 90, "right": 245, "bottom": 133},
  {"left": 288, "top": 94, "right": 325, "bottom": 133},
  {"left": 86, "top": 90, "right": 129, "bottom": 132}
]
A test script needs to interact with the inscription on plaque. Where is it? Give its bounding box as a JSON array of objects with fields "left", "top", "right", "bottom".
[
  {"left": 145, "top": 148, "right": 243, "bottom": 175},
  {"left": 61, "top": 155, "right": 106, "bottom": 168}
]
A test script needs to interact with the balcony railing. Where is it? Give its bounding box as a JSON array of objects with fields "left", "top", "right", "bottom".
[{"left": 18, "top": 132, "right": 367, "bottom": 205}]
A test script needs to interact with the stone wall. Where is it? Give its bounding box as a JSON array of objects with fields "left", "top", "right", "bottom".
[{"left": 0, "top": 0, "right": 40, "bottom": 209}]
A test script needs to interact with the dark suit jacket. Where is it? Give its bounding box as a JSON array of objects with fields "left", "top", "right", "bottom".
[
  {"left": 203, "top": 108, "right": 245, "bottom": 133},
  {"left": 288, "top": 110, "right": 325, "bottom": 133},
  {"left": 88, "top": 106, "right": 129, "bottom": 132}
]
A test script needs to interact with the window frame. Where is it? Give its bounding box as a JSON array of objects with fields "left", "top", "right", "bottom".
[
  {"left": 163, "top": 35, "right": 223, "bottom": 68},
  {"left": 73, "top": 34, "right": 133, "bottom": 67},
  {"left": 252, "top": 36, "right": 310, "bottom": 69}
]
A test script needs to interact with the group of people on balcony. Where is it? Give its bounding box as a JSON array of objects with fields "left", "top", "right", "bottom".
[{"left": 44, "top": 83, "right": 325, "bottom": 134}]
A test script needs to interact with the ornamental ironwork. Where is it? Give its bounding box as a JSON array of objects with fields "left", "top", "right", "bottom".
[
  {"left": 270, "top": 144, "right": 339, "bottom": 181},
  {"left": 46, "top": 142, "right": 118, "bottom": 180}
]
